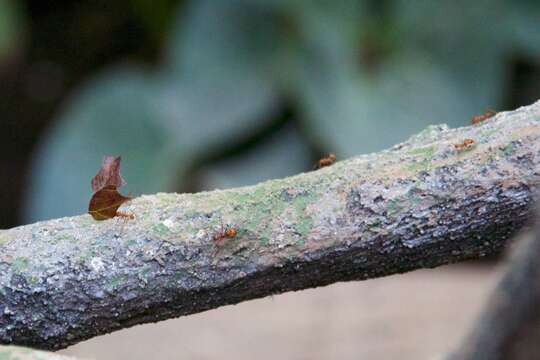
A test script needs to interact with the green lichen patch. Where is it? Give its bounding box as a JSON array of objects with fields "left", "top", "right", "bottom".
[
  {"left": 152, "top": 223, "right": 170, "bottom": 235},
  {"left": 27, "top": 276, "right": 40, "bottom": 286},
  {"left": 126, "top": 239, "right": 137, "bottom": 247},
  {"left": 386, "top": 199, "right": 404, "bottom": 217},
  {"left": 51, "top": 234, "right": 76, "bottom": 245},
  {"left": 108, "top": 273, "right": 128, "bottom": 289},
  {"left": 177, "top": 223, "right": 197, "bottom": 238},
  {"left": 294, "top": 217, "right": 312, "bottom": 240},
  {"left": 75, "top": 251, "right": 94, "bottom": 266},
  {"left": 0, "top": 233, "right": 10, "bottom": 247},
  {"left": 480, "top": 128, "right": 498, "bottom": 139},
  {"left": 138, "top": 266, "right": 152, "bottom": 282},
  {"left": 364, "top": 218, "right": 383, "bottom": 233},
  {"left": 173, "top": 270, "right": 183, "bottom": 280},
  {"left": 155, "top": 192, "right": 180, "bottom": 205},
  {"left": 290, "top": 193, "right": 316, "bottom": 241},
  {"left": 407, "top": 159, "right": 431, "bottom": 173},
  {"left": 182, "top": 176, "right": 322, "bottom": 247},
  {"left": 11, "top": 257, "right": 29, "bottom": 274},
  {"left": 501, "top": 143, "right": 516, "bottom": 156},
  {"left": 407, "top": 145, "right": 435, "bottom": 158},
  {"left": 164, "top": 270, "right": 186, "bottom": 288},
  {"left": 404, "top": 146, "right": 436, "bottom": 174}
]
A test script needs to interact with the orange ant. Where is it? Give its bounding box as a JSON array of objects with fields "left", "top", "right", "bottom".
[
  {"left": 114, "top": 210, "right": 135, "bottom": 237},
  {"left": 212, "top": 220, "right": 237, "bottom": 246},
  {"left": 115, "top": 191, "right": 136, "bottom": 221},
  {"left": 116, "top": 190, "right": 137, "bottom": 221},
  {"left": 471, "top": 109, "right": 496, "bottom": 125},
  {"left": 313, "top": 153, "right": 336, "bottom": 170},
  {"left": 454, "top": 138, "right": 475, "bottom": 151},
  {"left": 116, "top": 211, "right": 135, "bottom": 220}
]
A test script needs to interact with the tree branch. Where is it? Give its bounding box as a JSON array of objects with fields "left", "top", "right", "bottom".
[{"left": 1, "top": 101, "right": 540, "bottom": 350}]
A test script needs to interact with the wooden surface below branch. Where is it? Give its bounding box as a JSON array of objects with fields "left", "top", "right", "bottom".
[
  {"left": 0, "top": 345, "right": 80, "bottom": 359},
  {"left": 450, "top": 223, "right": 540, "bottom": 360}
]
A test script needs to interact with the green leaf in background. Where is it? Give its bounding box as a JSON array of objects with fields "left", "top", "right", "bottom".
[
  {"left": 392, "top": 0, "right": 516, "bottom": 106},
  {"left": 507, "top": 0, "right": 540, "bottom": 53},
  {"left": 391, "top": 0, "right": 540, "bottom": 105},
  {"left": 0, "top": 0, "right": 23, "bottom": 60},
  {"left": 289, "top": 0, "right": 513, "bottom": 156},
  {"left": 393, "top": 0, "right": 540, "bottom": 55},
  {"left": 155, "top": 0, "right": 284, "bottom": 161},
  {"left": 394, "top": 0, "right": 508, "bottom": 54},
  {"left": 198, "top": 125, "right": 312, "bottom": 190},
  {"left": 151, "top": 75, "right": 280, "bottom": 156},
  {"left": 167, "top": 0, "right": 281, "bottom": 82},
  {"left": 163, "top": 0, "right": 282, "bottom": 147},
  {"left": 24, "top": 66, "right": 179, "bottom": 222},
  {"left": 128, "top": 0, "right": 178, "bottom": 42},
  {"left": 296, "top": 50, "right": 476, "bottom": 157}
]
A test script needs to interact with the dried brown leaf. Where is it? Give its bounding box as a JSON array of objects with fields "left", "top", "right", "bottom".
[
  {"left": 91, "top": 156, "right": 126, "bottom": 192},
  {"left": 88, "top": 185, "right": 131, "bottom": 220}
]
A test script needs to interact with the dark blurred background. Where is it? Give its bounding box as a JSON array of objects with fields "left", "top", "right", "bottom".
[
  {"left": 0, "top": 1, "right": 539, "bottom": 358},
  {"left": 1, "top": 0, "right": 539, "bottom": 227}
]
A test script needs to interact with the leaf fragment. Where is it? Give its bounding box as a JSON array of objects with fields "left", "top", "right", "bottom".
[
  {"left": 91, "top": 156, "right": 126, "bottom": 192},
  {"left": 88, "top": 185, "right": 131, "bottom": 220}
]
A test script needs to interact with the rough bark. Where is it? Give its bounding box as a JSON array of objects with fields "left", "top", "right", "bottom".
[
  {"left": 450, "top": 221, "right": 540, "bottom": 360},
  {"left": 1, "top": 101, "right": 540, "bottom": 350}
]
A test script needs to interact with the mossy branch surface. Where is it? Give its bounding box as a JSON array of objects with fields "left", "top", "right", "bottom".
[{"left": 1, "top": 101, "right": 540, "bottom": 350}]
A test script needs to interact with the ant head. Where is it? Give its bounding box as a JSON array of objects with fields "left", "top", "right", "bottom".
[{"left": 225, "top": 227, "right": 237, "bottom": 237}]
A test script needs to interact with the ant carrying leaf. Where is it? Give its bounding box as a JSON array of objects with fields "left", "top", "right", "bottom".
[{"left": 88, "top": 156, "right": 134, "bottom": 221}]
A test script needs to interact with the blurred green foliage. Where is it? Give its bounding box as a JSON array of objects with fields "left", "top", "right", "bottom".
[
  {"left": 24, "top": 0, "right": 540, "bottom": 221},
  {"left": 0, "top": 0, "right": 23, "bottom": 60}
]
